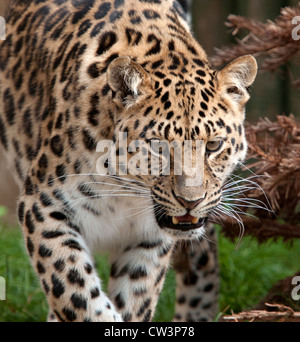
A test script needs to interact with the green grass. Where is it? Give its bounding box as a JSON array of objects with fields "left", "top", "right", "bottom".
[
  {"left": 1, "top": 206, "right": 300, "bottom": 322},
  {"left": 218, "top": 232, "right": 300, "bottom": 315},
  {"left": 0, "top": 225, "right": 48, "bottom": 322}
]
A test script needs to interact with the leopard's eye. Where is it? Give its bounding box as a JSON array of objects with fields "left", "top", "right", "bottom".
[{"left": 206, "top": 140, "right": 224, "bottom": 153}]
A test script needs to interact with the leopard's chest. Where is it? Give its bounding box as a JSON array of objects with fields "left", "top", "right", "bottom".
[{"left": 69, "top": 187, "right": 169, "bottom": 254}]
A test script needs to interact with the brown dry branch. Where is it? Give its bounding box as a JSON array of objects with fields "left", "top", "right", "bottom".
[
  {"left": 246, "top": 115, "right": 300, "bottom": 211},
  {"left": 256, "top": 272, "right": 300, "bottom": 312},
  {"left": 210, "top": 4, "right": 300, "bottom": 321},
  {"left": 222, "top": 218, "right": 300, "bottom": 242},
  {"left": 211, "top": 5, "right": 300, "bottom": 86},
  {"left": 221, "top": 115, "right": 300, "bottom": 242},
  {"left": 222, "top": 303, "right": 300, "bottom": 322},
  {"left": 221, "top": 271, "right": 300, "bottom": 322}
]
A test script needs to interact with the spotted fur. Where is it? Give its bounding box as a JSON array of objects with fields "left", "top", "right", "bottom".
[{"left": 0, "top": 0, "right": 257, "bottom": 322}]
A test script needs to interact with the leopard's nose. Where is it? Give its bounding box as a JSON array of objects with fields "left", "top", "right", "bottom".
[{"left": 173, "top": 192, "right": 206, "bottom": 210}]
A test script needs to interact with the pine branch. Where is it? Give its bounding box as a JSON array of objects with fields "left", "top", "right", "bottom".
[
  {"left": 211, "top": 5, "right": 300, "bottom": 86},
  {"left": 222, "top": 303, "right": 300, "bottom": 322},
  {"left": 221, "top": 115, "right": 300, "bottom": 242}
]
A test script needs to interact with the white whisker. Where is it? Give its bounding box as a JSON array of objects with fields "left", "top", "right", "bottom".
[
  {"left": 82, "top": 181, "right": 149, "bottom": 193},
  {"left": 110, "top": 206, "right": 154, "bottom": 221}
]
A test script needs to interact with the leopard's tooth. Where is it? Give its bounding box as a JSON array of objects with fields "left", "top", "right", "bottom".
[
  {"left": 172, "top": 217, "right": 179, "bottom": 225},
  {"left": 192, "top": 217, "right": 200, "bottom": 225}
]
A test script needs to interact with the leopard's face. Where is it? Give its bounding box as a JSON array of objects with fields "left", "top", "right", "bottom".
[{"left": 106, "top": 55, "right": 257, "bottom": 238}]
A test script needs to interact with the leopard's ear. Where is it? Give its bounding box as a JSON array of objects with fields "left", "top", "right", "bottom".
[
  {"left": 217, "top": 55, "right": 257, "bottom": 107},
  {"left": 107, "top": 56, "right": 153, "bottom": 108}
]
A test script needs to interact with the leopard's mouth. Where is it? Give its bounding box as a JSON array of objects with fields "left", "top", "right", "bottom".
[{"left": 155, "top": 211, "right": 208, "bottom": 232}]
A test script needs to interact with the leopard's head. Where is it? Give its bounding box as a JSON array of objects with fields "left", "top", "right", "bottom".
[{"left": 105, "top": 55, "right": 257, "bottom": 238}]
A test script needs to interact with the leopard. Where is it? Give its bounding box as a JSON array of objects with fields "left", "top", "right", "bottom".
[{"left": 0, "top": 0, "right": 257, "bottom": 322}]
